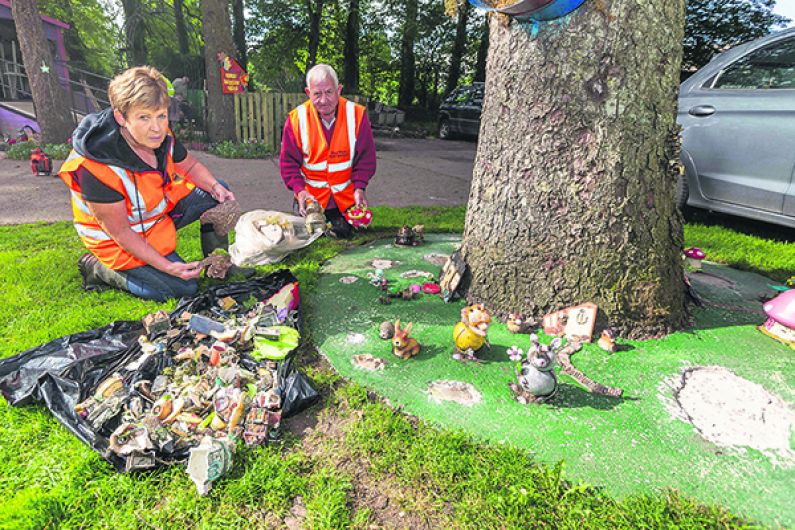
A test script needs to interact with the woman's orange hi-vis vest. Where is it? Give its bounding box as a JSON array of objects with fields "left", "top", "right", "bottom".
[
  {"left": 288, "top": 97, "right": 365, "bottom": 212},
  {"left": 58, "top": 134, "right": 194, "bottom": 270}
]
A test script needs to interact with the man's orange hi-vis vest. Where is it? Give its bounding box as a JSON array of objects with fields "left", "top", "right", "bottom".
[
  {"left": 288, "top": 97, "right": 365, "bottom": 212},
  {"left": 58, "top": 133, "right": 194, "bottom": 270}
]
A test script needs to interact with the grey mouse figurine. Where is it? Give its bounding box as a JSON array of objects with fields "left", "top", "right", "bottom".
[{"left": 509, "top": 334, "right": 562, "bottom": 404}]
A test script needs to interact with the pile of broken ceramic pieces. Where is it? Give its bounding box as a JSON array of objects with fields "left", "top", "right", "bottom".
[{"left": 74, "top": 289, "right": 300, "bottom": 495}]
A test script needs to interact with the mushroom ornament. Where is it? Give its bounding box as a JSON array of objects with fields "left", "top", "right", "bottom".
[
  {"left": 760, "top": 289, "right": 795, "bottom": 348},
  {"left": 683, "top": 247, "right": 706, "bottom": 271}
]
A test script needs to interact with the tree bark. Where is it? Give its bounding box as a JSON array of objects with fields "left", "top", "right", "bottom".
[
  {"left": 11, "top": 0, "right": 75, "bottom": 144},
  {"left": 201, "top": 0, "right": 236, "bottom": 142},
  {"left": 121, "top": 0, "right": 147, "bottom": 66},
  {"left": 343, "top": 0, "right": 359, "bottom": 93},
  {"left": 306, "top": 0, "right": 325, "bottom": 74},
  {"left": 461, "top": 2, "right": 688, "bottom": 339},
  {"left": 398, "top": 0, "right": 417, "bottom": 107},
  {"left": 174, "top": 0, "right": 190, "bottom": 55},
  {"left": 445, "top": 0, "right": 469, "bottom": 95},
  {"left": 473, "top": 15, "right": 488, "bottom": 83},
  {"left": 232, "top": 0, "right": 248, "bottom": 71}
]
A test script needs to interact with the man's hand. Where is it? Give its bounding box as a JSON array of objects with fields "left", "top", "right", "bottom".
[
  {"left": 211, "top": 182, "right": 235, "bottom": 203},
  {"left": 295, "top": 189, "right": 310, "bottom": 215},
  {"left": 354, "top": 188, "right": 368, "bottom": 208},
  {"left": 166, "top": 260, "right": 203, "bottom": 280}
]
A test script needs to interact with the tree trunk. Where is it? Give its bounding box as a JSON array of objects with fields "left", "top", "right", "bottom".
[
  {"left": 121, "top": 0, "right": 147, "bottom": 66},
  {"left": 445, "top": 0, "right": 469, "bottom": 95},
  {"left": 174, "top": 0, "right": 190, "bottom": 55},
  {"left": 461, "top": 2, "right": 688, "bottom": 339},
  {"left": 11, "top": 0, "right": 74, "bottom": 144},
  {"left": 343, "top": 0, "right": 359, "bottom": 92},
  {"left": 306, "top": 0, "right": 325, "bottom": 73},
  {"left": 201, "top": 0, "right": 236, "bottom": 142},
  {"left": 398, "top": 0, "right": 417, "bottom": 107},
  {"left": 473, "top": 15, "right": 488, "bottom": 83},
  {"left": 232, "top": 0, "right": 248, "bottom": 71}
]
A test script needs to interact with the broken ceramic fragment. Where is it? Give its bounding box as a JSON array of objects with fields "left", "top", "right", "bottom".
[{"left": 186, "top": 436, "right": 236, "bottom": 495}]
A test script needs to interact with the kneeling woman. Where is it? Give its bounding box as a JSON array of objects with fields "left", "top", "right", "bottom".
[{"left": 59, "top": 66, "right": 251, "bottom": 302}]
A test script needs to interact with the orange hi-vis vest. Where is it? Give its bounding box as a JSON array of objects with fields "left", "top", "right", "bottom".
[
  {"left": 58, "top": 134, "right": 194, "bottom": 270},
  {"left": 288, "top": 97, "right": 365, "bottom": 212}
]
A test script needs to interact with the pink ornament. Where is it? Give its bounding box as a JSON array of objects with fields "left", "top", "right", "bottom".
[
  {"left": 421, "top": 282, "right": 441, "bottom": 294},
  {"left": 764, "top": 290, "right": 795, "bottom": 329}
]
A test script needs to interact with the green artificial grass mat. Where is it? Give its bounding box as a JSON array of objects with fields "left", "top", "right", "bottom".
[
  {"left": 0, "top": 210, "right": 790, "bottom": 528},
  {"left": 310, "top": 234, "right": 795, "bottom": 528}
]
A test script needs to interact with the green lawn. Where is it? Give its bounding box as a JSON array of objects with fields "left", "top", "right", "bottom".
[{"left": 0, "top": 207, "right": 787, "bottom": 529}]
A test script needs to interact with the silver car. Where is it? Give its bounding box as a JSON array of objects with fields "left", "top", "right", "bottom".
[{"left": 677, "top": 27, "right": 795, "bottom": 228}]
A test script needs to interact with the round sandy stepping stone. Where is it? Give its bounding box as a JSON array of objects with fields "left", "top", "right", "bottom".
[
  {"left": 339, "top": 276, "right": 359, "bottom": 284},
  {"left": 424, "top": 253, "right": 448, "bottom": 267},
  {"left": 370, "top": 259, "right": 399, "bottom": 269},
  {"left": 346, "top": 333, "right": 366, "bottom": 345},
  {"left": 352, "top": 354, "right": 386, "bottom": 371},
  {"left": 427, "top": 380, "right": 482, "bottom": 406},
  {"left": 665, "top": 365, "right": 795, "bottom": 464}
]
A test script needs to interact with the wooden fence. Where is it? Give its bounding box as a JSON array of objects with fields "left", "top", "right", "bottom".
[{"left": 233, "top": 92, "right": 369, "bottom": 149}]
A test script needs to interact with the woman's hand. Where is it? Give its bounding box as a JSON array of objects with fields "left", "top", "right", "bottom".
[
  {"left": 211, "top": 182, "right": 235, "bottom": 203},
  {"left": 166, "top": 260, "right": 203, "bottom": 280}
]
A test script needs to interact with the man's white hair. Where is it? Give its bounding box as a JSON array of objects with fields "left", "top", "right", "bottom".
[{"left": 306, "top": 64, "right": 339, "bottom": 88}]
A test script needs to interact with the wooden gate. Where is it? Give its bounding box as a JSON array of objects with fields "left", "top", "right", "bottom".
[{"left": 234, "top": 92, "right": 369, "bottom": 150}]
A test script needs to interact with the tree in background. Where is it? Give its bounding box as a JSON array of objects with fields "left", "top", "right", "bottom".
[
  {"left": 174, "top": 0, "right": 191, "bottom": 55},
  {"left": 473, "top": 15, "right": 488, "bottom": 82},
  {"left": 232, "top": 0, "right": 249, "bottom": 71},
  {"left": 683, "top": 0, "right": 789, "bottom": 76},
  {"left": 201, "top": 0, "right": 236, "bottom": 141},
  {"left": 461, "top": 2, "right": 688, "bottom": 338},
  {"left": 343, "top": 0, "right": 360, "bottom": 93},
  {"left": 11, "top": 0, "right": 75, "bottom": 144},
  {"left": 121, "top": 0, "right": 147, "bottom": 66},
  {"left": 305, "top": 0, "right": 326, "bottom": 73},
  {"left": 398, "top": 0, "right": 418, "bottom": 107},
  {"left": 444, "top": 0, "right": 469, "bottom": 95}
]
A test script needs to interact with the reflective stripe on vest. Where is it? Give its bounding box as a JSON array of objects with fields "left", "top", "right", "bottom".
[
  {"left": 304, "top": 177, "right": 352, "bottom": 194},
  {"left": 106, "top": 165, "right": 168, "bottom": 224},
  {"left": 296, "top": 100, "right": 358, "bottom": 174},
  {"left": 75, "top": 223, "right": 111, "bottom": 241}
]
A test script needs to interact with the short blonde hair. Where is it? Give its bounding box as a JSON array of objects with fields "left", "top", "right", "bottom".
[
  {"left": 306, "top": 64, "right": 339, "bottom": 88},
  {"left": 108, "top": 66, "right": 170, "bottom": 116}
]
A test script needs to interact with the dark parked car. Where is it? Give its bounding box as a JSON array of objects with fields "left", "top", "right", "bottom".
[
  {"left": 438, "top": 82, "right": 484, "bottom": 139},
  {"left": 677, "top": 27, "right": 795, "bottom": 228}
]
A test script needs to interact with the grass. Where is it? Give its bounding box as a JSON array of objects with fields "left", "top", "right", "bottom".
[{"left": 0, "top": 206, "right": 782, "bottom": 529}]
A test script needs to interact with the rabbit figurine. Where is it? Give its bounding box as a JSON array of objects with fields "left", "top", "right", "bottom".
[
  {"left": 392, "top": 319, "right": 421, "bottom": 359},
  {"left": 509, "top": 334, "right": 561, "bottom": 404}
]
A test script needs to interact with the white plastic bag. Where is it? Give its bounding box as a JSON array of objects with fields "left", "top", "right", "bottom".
[{"left": 230, "top": 210, "right": 324, "bottom": 266}]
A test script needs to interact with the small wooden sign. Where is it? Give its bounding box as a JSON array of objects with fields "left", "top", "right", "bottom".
[{"left": 563, "top": 302, "right": 598, "bottom": 343}]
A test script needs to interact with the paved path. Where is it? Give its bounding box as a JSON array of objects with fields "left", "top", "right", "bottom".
[{"left": 0, "top": 137, "right": 476, "bottom": 225}]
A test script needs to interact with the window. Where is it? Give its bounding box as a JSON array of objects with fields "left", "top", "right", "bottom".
[{"left": 713, "top": 37, "right": 795, "bottom": 89}]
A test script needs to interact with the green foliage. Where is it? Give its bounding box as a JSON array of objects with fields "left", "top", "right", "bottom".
[
  {"left": 5, "top": 142, "right": 71, "bottom": 161},
  {"left": 684, "top": 0, "right": 791, "bottom": 75},
  {"left": 305, "top": 468, "right": 353, "bottom": 529},
  {"left": 209, "top": 140, "right": 275, "bottom": 159}
]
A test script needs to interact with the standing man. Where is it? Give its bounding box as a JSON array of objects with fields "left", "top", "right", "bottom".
[
  {"left": 280, "top": 64, "right": 376, "bottom": 238},
  {"left": 59, "top": 66, "right": 251, "bottom": 302}
]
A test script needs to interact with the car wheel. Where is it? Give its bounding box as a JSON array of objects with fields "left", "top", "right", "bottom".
[
  {"left": 439, "top": 119, "right": 452, "bottom": 140},
  {"left": 675, "top": 172, "right": 688, "bottom": 211}
]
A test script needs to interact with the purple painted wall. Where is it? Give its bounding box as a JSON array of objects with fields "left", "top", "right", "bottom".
[{"left": 0, "top": 0, "right": 70, "bottom": 85}]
